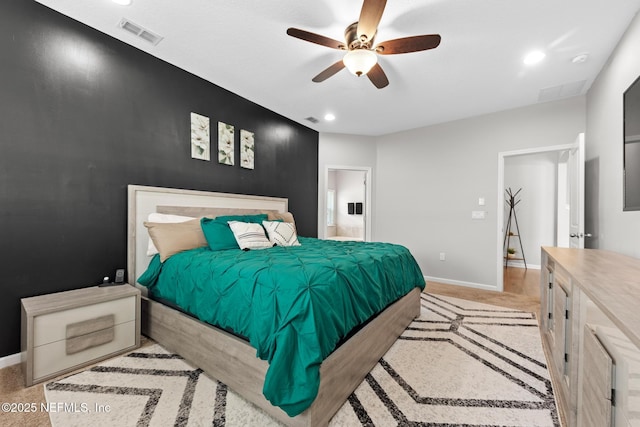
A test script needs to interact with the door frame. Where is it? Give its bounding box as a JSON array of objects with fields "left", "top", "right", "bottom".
[
  {"left": 568, "top": 133, "right": 586, "bottom": 248},
  {"left": 496, "top": 143, "right": 574, "bottom": 292},
  {"left": 321, "top": 165, "right": 372, "bottom": 241}
]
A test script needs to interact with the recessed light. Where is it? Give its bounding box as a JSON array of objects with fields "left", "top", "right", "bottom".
[
  {"left": 523, "top": 50, "right": 545, "bottom": 65},
  {"left": 324, "top": 113, "right": 336, "bottom": 121},
  {"left": 112, "top": 0, "right": 132, "bottom": 5}
]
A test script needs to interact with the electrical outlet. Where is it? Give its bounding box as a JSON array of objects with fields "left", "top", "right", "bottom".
[{"left": 439, "top": 252, "right": 446, "bottom": 261}]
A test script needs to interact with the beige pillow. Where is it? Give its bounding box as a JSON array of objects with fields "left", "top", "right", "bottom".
[
  {"left": 145, "top": 213, "right": 195, "bottom": 256},
  {"left": 143, "top": 219, "right": 208, "bottom": 262},
  {"left": 266, "top": 211, "right": 296, "bottom": 225}
]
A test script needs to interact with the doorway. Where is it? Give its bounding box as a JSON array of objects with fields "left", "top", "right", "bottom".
[
  {"left": 323, "top": 166, "right": 372, "bottom": 241},
  {"left": 497, "top": 138, "right": 583, "bottom": 292}
]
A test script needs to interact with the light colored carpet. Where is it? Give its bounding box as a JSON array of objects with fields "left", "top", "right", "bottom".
[{"left": 45, "top": 293, "right": 559, "bottom": 426}]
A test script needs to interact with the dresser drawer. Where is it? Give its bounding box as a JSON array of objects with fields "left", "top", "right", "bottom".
[
  {"left": 33, "top": 295, "right": 136, "bottom": 347},
  {"left": 32, "top": 320, "right": 136, "bottom": 382}
]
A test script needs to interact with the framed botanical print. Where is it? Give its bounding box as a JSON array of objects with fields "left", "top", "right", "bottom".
[
  {"left": 240, "top": 129, "right": 254, "bottom": 169},
  {"left": 218, "top": 122, "right": 234, "bottom": 165},
  {"left": 190, "top": 112, "right": 210, "bottom": 161}
]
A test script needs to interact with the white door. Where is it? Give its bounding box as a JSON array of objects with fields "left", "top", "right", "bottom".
[{"left": 568, "top": 133, "right": 586, "bottom": 248}]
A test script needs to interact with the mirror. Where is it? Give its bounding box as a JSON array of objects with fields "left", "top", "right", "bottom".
[{"left": 624, "top": 75, "right": 640, "bottom": 210}]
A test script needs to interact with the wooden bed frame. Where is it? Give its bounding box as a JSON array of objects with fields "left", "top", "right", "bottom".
[{"left": 127, "top": 185, "right": 421, "bottom": 426}]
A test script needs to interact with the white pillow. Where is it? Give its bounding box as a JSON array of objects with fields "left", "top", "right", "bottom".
[
  {"left": 146, "top": 213, "right": 195, "bottom": 256},
  {"left": 227, "top": 221, "right": 273, "bottom": 250},
  {"left": 262, "top": 221, "right": 301, "bottom": 247}
]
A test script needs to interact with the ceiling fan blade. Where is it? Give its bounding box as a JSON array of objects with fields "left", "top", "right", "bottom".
[
  {"left": 367, "top": 63, "right": 389, "bottom": 89},
  {"left": 376, "top": 34, "right": 441, "bottom": 55},
  {"left": 357, "top": 0, "right": 387, "bottom": 42},
  {"left": 286, "top": 28, "right": 346, "bottom": 50},
  {"left": 312, "top": 60, "right": 346, "bottom": 82}
]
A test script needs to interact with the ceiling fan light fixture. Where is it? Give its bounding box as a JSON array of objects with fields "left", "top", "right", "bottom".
[{"left": 343, "top": 49, "right": 377, "bottom": 76}]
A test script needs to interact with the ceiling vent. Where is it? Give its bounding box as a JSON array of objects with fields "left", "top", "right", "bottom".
[
  {"left": 538, "top": 80, "right": 586, "bottom": 102},
  {"left": 305, "top": 116, "right": 319, "bottom": 124},
  {"left": 118, "top": 18, "right": 163, "bottom": 46}
]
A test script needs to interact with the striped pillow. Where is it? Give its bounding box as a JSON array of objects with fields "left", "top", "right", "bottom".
[
  {"left": 263, "top": 221, "right": 301, "bottom": 247},
  {"left": 227, "top": 221, "right": 274, "bottom": 250}
]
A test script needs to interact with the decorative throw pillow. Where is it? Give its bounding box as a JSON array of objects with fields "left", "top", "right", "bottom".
[
  {"left": 216, "top": 213, "right": 268, "bottom": 224},
  {"left": 227, "top": 221, "right": 274, "bottom": 250},
  {"left": 146, "top": 213, "right": 195, "bottom": 255},
  {"left": 200, "top": 217, "right": 240, "bottom": 251},
  {"left": 266, "top": 211, "right": 296, "bottom": 224},
  {"left": 200, "top": 214, "right": 269, "bottom": 251},
  {"left": 262, "top": 221, "right": 301, "bottom": 247},
  {"left": 144, "top": 219, "right": 208, "bottom": 262}
]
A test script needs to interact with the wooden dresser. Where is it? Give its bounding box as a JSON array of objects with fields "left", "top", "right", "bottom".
[
  {"left": 21, "top": 285, "right": 140, "bottom": 386},
  {"left": 540, "top": 247, "right": 640, "bottom": 427}
]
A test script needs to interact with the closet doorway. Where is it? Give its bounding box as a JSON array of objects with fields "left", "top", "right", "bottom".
[
  {"left": 496, "top": 134, "right": 584, "bottom": 292},
  {"left": 324, "top": 166, "right": 371, "bottom": 241}
]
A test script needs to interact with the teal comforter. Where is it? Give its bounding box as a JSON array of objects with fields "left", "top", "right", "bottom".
[{"left": 138, "top": 237, "right": 424, "bottom": 416}]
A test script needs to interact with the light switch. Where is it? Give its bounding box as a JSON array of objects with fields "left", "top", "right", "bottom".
[
  {"left": 478, "top": 197, "right": 485, "bottom": 206},
  {"left": 471, "top": 211, "right": 486, "bottom": 220}
]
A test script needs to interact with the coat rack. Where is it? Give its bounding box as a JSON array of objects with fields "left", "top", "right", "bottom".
[{"left": 503, "top": 187, "right": 526, "bottom": 269}]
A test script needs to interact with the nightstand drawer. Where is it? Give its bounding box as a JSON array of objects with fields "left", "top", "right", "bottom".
[
  {"left": 33, "top": 295, "right": 136, "bottom": 347},
  {"left": 32, "top": 320, "right": 136, "bottom": 382},
  {"left": 21, "top": 285, "right": 140, "bottom": 386}
]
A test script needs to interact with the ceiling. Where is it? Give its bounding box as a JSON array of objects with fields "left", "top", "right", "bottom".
[{"left": 34, "top": 0, "right": 640, "bottom": 136}]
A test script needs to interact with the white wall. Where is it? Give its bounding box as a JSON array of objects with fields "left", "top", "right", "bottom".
[
  {"left": 375, "top": 97, "right": 585, "bottom": 289},
  {"left": 504, "top": 152, "right": 559, "bottom": 268},
  {"left": 556, "top": 155, "right": 570, "bottom": 248},
  {"left": 318, "top": 133, "right": 376, "bottom": 238},
  {"left": 586, "top": 10, "right": 640, "bottom": 257}
]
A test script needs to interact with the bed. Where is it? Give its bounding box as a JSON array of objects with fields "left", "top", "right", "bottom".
[{"left": 127, "top": 185, "right": 424, "bottom": 426}]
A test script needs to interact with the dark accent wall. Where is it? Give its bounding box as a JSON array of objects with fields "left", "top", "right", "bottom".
[{"left": 0, "top": 1, "right": 319, "bottom": 357}]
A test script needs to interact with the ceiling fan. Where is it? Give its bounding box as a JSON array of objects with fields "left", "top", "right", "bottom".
[{"left": 286, "top": 0, "right": 441, "bottom": 89}]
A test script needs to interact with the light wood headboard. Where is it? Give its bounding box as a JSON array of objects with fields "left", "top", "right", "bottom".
[{"left": 127, "top": 185, "right": 288, "bottom": 290}]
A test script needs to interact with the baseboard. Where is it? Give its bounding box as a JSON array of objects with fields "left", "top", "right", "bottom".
[
  {"left": 0, "top": 352, "right": 21, "bottom": 369},
  {"left": 505, "top": 262, "right": 541, "bottom": 270},
  {"left": 425, "top": 276, "right": 497, "bottom": 292}
]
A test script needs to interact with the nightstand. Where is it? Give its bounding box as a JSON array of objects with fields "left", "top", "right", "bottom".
[{"left": 21, "top": 284, "right": 141, "bottom": 386}]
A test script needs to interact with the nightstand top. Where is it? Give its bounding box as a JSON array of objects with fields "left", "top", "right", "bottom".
[{"left": 21, "top": 284, "right": 140, "bottom": 316}]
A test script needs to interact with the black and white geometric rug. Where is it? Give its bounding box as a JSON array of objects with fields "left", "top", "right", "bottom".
[{"left": 45, "top": 293, "right": 559, "bottom": 426}]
